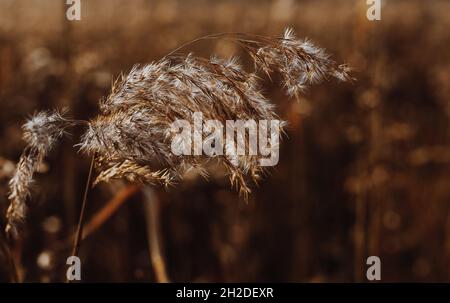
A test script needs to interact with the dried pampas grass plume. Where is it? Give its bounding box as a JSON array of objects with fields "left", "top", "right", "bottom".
[{"left": 5, "top": 29, "right": 352, "bottom": 235}]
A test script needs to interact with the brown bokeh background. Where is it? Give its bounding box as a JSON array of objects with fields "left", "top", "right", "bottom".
[{"left": 0, "top": 0, "right": 449, "bottom": 282}]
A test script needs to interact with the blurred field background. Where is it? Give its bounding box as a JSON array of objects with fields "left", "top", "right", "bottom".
[{"left": 0, "top": 0, "right": 449, "bottom": 282}]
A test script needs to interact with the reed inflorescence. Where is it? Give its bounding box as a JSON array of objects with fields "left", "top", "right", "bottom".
[
  {"left": 5, "top": 29, "right": 352, "bottom": 235},
  {"left": 6, "top": 110, "right": 73, "bottom": 236}
]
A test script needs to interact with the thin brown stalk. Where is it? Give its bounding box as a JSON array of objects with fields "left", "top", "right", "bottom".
[
  {"left": 70, "top": 154, "right": 95, "bottom": 260},
  {"left": 143, "top": 187, "right": 169, "bottom": 282}
]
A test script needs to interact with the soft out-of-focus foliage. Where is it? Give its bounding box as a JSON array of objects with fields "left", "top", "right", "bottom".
[{"left": 0, "top": 0, "right": 449, "bottom": 282}]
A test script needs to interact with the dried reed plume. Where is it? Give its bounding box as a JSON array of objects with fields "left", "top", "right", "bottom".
[
  {"left": 5, "top": 29, "right": 351, "bottom": 235},
  {"left": 6, "top": 110, "right": 72, "bottom": 236}
]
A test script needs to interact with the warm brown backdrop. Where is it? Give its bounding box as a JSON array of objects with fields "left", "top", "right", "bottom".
[{"left": 0, "top": 0, "right": 449, "bottom": 282}]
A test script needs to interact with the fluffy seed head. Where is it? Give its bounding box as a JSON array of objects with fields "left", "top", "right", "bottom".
[
  {"left": 80, "top": 29, "right": 351, "bottom": 196},
  {"left": 23, "top": 109, "right": 70, "bottom": 153},
  {"left": 6, "top": 110, "right": 71, "bottom": 236}
]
